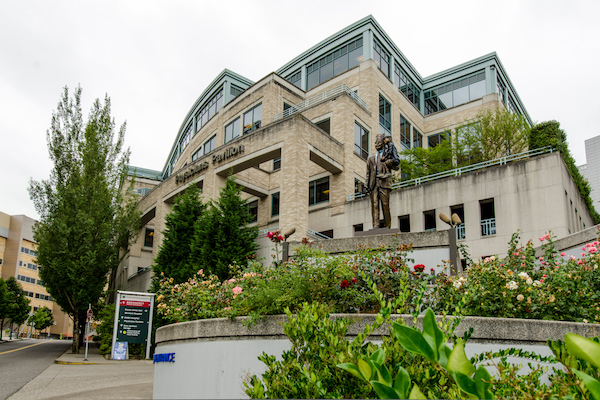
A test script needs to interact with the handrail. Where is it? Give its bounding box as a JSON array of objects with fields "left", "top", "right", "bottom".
[
  {"left": 347, "top": 146, "right": 554, "bottom": 201},
  {"left": 307, "top": 229, "right": 331, "bottom": 240},
  {"left": 274, "top": 84, "right": 369, "bottom": 121}
]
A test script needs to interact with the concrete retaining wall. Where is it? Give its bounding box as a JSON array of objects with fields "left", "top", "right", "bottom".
[{"left": 153, "top": 314, "right": 599, "bottom": 399}]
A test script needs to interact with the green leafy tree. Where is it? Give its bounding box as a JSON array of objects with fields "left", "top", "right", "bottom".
[
  {"left": 399, "top": 134, "right": 453, "bottom": 181},
  {"left": 29, "top": 86, "right": 140, "bottom": 353},
  {"left": 455, "top": 107, "right": 530, "bottom": 165},
  {"left": 530, "top": 120, "right": 600, "bottom": 223},
  {"left": 28, "top": 306, "right": 54, "bottom": 336},
  {"left": 152, "top": 186, "right": 206, "bottom": 291},
  {"left": 191, "top": 175, "right": 259, "bottom": 280},
  {"left": 5, "top": 277, "right": 31, "bottom": 339},
  {"left": 0, "top": 278, "right": 7, "bottom": 335}
]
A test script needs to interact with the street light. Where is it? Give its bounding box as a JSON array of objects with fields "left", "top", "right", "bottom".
[
  {"left": 439, "top": 212, "right": 462, "bottom": 275},
  {"left": 282, "top": 227, "right": 296, "bottom": 262}
]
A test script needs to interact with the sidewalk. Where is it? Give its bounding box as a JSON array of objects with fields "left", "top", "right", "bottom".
[{"left": 55, "top": 341, "right": 151, "bottom": 364}]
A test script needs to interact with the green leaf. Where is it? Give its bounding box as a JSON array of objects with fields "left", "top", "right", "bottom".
[
  {"left": 452, "top": 371, "right": 478, "bottom": 398},
  {"left": 447, "top": 338, "right": 475, "bottom": 377},
  {"left": 565, "top": 333, "right": 600, "bottom": 369},
  {"left": 358, "top": 358, "right": 372, "bottom": 381},
  {"left": 369, "top": 348, "right": 385, "bottom": 365},
  {"left": 337, "top": 363, "right": 367, "bottom": 382},
  {"left": 391, "top": 322, "right": 435, "bottom": 362},
  {"left": 438, "top": 344, "right": 451, "bottom": 370},
  {"left": 473, "top": 365, "right": 494, "bottom": 399},
  {"left": 372, "top": 362, "right": 393, "bottom": 387},
  {"left": 572, "top": 369, "right": 600, "bottom": 400},
  {"left": 422, "top": 308, "right": 445, "bottom": 362},
  {"left": 409, "top": 383, "right": 427, "bottom": 399},
  {"left": 372, "top": 381, "right": 402, "bottom": 399},
  {"left": 393, "top": 367, "right": 411, "bottom": 399}
]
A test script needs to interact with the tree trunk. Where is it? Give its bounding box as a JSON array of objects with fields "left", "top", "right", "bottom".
[{"left": 71, "top": 313, "right": 80, "bottom": 353}]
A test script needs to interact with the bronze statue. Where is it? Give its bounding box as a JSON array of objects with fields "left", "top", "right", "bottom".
[{"left": 366, "top": 134, "right": 396, "bottom": 229}]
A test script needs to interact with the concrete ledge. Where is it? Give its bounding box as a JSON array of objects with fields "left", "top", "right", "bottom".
[{"left": 156, "top": 313, "right": 600, "bottom": 346}]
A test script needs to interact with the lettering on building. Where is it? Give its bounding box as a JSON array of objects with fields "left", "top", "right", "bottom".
[
  {"left": 175, "top": 161, "right": 209, "bottom": 184},
  {"left": 153, "top": 352, "right": 176, "bottom": 363},
  {"left": 212, "top": 145, "right": 244, "bottom": 165}
]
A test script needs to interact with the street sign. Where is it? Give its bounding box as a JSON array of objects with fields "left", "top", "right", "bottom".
[
  {"left": 111, "top": 291, "right": 155, "bottom": 360},
  {"left": 87, "top": 309, "right": 93, "bottom": 322}
]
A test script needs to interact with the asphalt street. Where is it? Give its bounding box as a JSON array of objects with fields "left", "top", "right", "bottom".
[{"left": 0, "top": 339, "right": 71, "bottom": 400}]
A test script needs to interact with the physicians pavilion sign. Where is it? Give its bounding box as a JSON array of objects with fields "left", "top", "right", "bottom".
[{"left": 175, "top": 144, "right": 245, "bottom": 184}]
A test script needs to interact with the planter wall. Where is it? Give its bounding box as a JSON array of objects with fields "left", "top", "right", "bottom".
[{"left": 153, "top": 314, "right": 600, "bottom": 399}]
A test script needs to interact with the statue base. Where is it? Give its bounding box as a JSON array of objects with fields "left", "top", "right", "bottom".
[{"left": 354, "top": 228, "right": 399, "bottom": 237}]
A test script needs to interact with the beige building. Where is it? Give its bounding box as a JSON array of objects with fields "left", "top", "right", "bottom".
[
  {"left": 0, "top": 212, "right": 72, "bottom": 337},
  {"left": 116, "top": 16, "right": 593, "bottom": 291}
]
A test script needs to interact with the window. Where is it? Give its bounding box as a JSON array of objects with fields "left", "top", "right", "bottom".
[
  {"left": 451, "top": 204, "right": 465, "bottom": 240},
  {"left": 373, "top": 39, "right": 391, "bottom": 78},
  {"left": 225, "top": 118, "right": 241, "bottom": 143},
  {"left": 413, "top": 129, "right": 422, "bottom": 148},
  {"left": 286, "top": 70, "right": 302, "bottom": 89},
  {"left": 271, "top": 192, "right": 280, "bottom": 217},
  {"left": 203, "top": 135, "right": 217, "bottom": 155},
  {"left": 354, "top": 122, "right": 369, "bottom": 160},
  {"left": 243, "top": 103, "right": 262, "bottom": 134},
  {"left": 353, "top": 224, "right": 363, "bottom": 233},
  {"left": 230, "top": 84, "right": 244, "bottom": 99},
  {"left": 195, "top": 88, "right": 224, "bottom": 132},
  {"left": 398, "top": 215, "right": 410, "bottom": 232},
  {"left": 424, "top": 71, "right": 486, "bottom": 115},
  {"left": 480, "top": 198, "right": 496, "bottom": 236},
  {"left": 273, "top": 158, "right": 281, "bottom": 171},
  {"left": 315, "top": 118, "right": 330, "bottom": 134},
  {"left": 394, "top": 64, "right": 420, "bottom": 109},
  {"left": 246, "top": 200, "right": 258, "bottom": 223},
  {"left": 309, "top": 177, "right": 330, "bottom": 206},
  {"left": 424, "top": 210, "right": 436, "bottom": 231},
  {"left": 283, "top": 102, "right": 293, "bottom": 111},
  {"left": 21, "top": 247, "right": 38, "bottom": 257},
  {"left": 379, "top": 95, "right": 391, "bottom": 135},
  {"left": 497, "top": 77, "right": 506, "bottom": 105},
  {"left": 191, "top": 147, "right": 202, "bottom": 162},
  {"left": 428, "top": 131, "right": 450, "bottom": 148},
  {"left": 399, "top": 115, "right": 411, "bottom": 150},
  {"left": 305, "top": 36, "right": 363, "bottom": 90},
  {"left": 144, "top": 228, "right": 154, "bottom": 247},
  {"left": 354, "top": 178, "right": 366, "bottom": 198},
  {"left": 0, "top": 258, "right": 2, "bottom": 265},
  {"left": 318, "top": 229, "right": 334, "bottom": 239}
]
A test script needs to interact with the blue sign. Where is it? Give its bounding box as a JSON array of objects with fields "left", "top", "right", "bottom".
[
  {"left": 153, "top": 352, "right": 176, "bottom": 363},
  {"left": 112, "top": 341, "right": 128, "bottom": 360}
]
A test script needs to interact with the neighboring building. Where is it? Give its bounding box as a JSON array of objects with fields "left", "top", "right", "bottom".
[
  {"left": 118, "top": 15, "right": 592, "bottom": 292},
  {"left": 579, "top": 135, "right": 600, "bottom": 208},
  {"left": 0, "top": 212, "right": 72, "bottom": 337}
]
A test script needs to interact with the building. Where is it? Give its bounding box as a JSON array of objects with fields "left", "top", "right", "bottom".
[
  {"left": 579, "top": 135, "right": 600, "bottom": 208},
  {"left": 117, "top": 15, "right": 593, "bottom": 292},
  {"left": 0, "top": 212, "right": 73, "bottom": 337}
]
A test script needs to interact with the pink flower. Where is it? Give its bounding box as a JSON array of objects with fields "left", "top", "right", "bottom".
[
  {"left": 513, "top": 252, "right": 520, "bottom": 256},
  {"left": 539, "top": 256, "right": 544, "bottom": 261},
  {"left": 582, "top": 253, "right": 586, "bottom": 257},
  {"left": 590, "top": 247, "right": 597, "bottom": 253},
  {"left": 352, "top": 277, "right": 357, "bottom": 283},
  {"left": 542, "top": 274, "right": 547, "bottom": 278},
  {"left": 560, "top": 252, "right": 566, "bottom": 256},
  {"left": 540, "top": 278, "right": 544, "bottom": 283},
  {"left": 232, "top": 286, "right": 243, "bottom": 296},
  {"left": 577, "top": 260, "right": 584, "bottom": 265}
]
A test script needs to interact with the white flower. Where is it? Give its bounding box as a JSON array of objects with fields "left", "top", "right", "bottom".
[
  {"left": 526, "top": 278, "right": 533, "bottom": 285},
  {"left": 518, "top": 272, "right": 529, "bottom": 280},
  {"left": 453, "top": 280, "right": 463, "bottom": 289},
  {"left": 517, "top": 294, "right": 524, "bottom": 302},
  {"left": 506, "top": 281, "right": 519, "bottom": 290},
  {"left": 533, "top": 280, "right": 541, "bottom": 287}
]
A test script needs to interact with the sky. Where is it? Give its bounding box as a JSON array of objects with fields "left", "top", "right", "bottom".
[{"left": 1, "top": 0, "right": 599, "bottom": 220}]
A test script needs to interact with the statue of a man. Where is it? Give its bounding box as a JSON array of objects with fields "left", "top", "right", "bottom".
[{"left": 366, "top": 134, "right": 394, "bottom": 229}]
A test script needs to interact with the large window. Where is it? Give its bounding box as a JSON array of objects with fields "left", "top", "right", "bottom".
[
  {"left": 354, "top": 122, "right": 369, "bottom": 160},
  {"left": 399, "top": 114, "right": 411, "bottom": 150},
  {"left": 195, "top": 88, "right": 224, "bottom": 132},
  {"left": 309, "top": 177, "right": 329, "bottom": 206},
  {"left": 399, "top": 215, "right": 410, "bottom": 233},
  {"left": 379, "top": 95, "right": 391, "bottom": 135},
  {"left": 271, "top": 193, "right": 280, "bottom": 216},
  {"left": 225, "top": 118, "right": 241, "bottom": 143},
  {"left": 373, "top": 39, "right": 391, "bottom": 78},
  {"left": 394, "top": 64, "right": 420, "bottom": 109},
  {"left": 306, "top": 37, "right": 363, "bottom": 90},
  {"left": 243, "top": 103, "right": 262, "bottom": 134},
  {"left": 230, "top": 84, "right": 244, "bottom": 99},
  {"left": 428, "top": 131, "right": 450, "bottom": 148},
  {"left": 286, "top": 70, "right": 302, "bottom": 89},
  {"left": 246, "top": 200, "right": 258, "bottom": 223},
  {"left": 480, "top": 198, "right": 496, "bottom": 236},
  {"left": 144, "top": 228, "right": 154, "bottom": 247},
  {"left": 424, "top": 71, "right": 486, "bottom": 115},
  {"left": 424, "top": 209, "right": 436, "bottom": 231},
  {"left": 413, "top": 128, "right": 422, "bottom": 148},
  {"left": 204, "top": 134, "right": 217, "bottom": 155}
]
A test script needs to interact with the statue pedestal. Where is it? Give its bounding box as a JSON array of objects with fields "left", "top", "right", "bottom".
[{"left": 354, "top": 228, "right": 399, "bottom": 237}]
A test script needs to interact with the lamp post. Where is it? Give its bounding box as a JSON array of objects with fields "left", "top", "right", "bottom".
[{"left": 439, "top": 212, "right": 463, "bottom": 275}]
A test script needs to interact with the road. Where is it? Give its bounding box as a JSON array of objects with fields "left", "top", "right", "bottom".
[{"left": 0, "top": 339, "right": 71, "bottom": 400}]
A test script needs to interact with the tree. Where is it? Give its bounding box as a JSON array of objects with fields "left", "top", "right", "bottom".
[
  {"left": 5, "top": 277, "right": 30, "bottom": 339},
  {"left": 455, "top": 107, "right": 530, "bottom": 165},
  {"left": 191, "top": 175, "right": 258, "bottom": 280},
  {"left": 28, "top": 306, "right": 54, "bottom": 336},
  {"left": 399, "top": 135, "right": 453, "bottom": 181},
  {"left": 0, "top": 278, "right": 8, "bottom": 336},
  {"left": 29, "top": 86, "right": 140, "bottom": 352},
  {"left": 151, "top": 186, "right": 206, "bottom": 291},
  {"left": 530, "top": 121, "right": 600, "bottom": 224}
]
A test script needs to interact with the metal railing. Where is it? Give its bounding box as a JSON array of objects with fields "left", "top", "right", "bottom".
[
  {"left": 258, "top": 227, "right": 279, "bottom": 238},
  {"left": 307, "top": 229, "right": 331, "bottom": 240},
  {"left": 274, "top": 84, "right": 369, "bottom": 121},
  {"left": 481, "top": 218, "right": 496, "bottom": 236},
  {"left": 347, "top": 146, "right": 554, "bottom": 201},
  {"left": 456, "top": 223, "right": 466, "bottom": 240}
]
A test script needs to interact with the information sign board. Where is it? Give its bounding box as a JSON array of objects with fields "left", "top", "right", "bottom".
[{"left": 116, "top": 297, "right": 151, "bottom": 344}]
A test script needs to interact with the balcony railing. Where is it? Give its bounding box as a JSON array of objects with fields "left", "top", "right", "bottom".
[
  {"left": 347, "top": 146, "right": 554, "bottom": 201},
  {"left": 274, "top": 84, "right": 369, "bottom": 121},
  {"left": 307, "top": 229, "right": 331, "bottom": 240},
  {"left": 481, "top": 218, "right": 496, "bottom": 236},
  {"left": 456, "top": 223, "right": 466, "bottom": 240}
]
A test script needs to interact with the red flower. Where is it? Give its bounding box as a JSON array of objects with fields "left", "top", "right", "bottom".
[
  {"left": 340, "top": 279, "right": 350, "bottom": 289},
  {"left": 352, "top": 277, "right": 357, "bottom": 284},
  {"left": 413, "top": 264, "right": 425, "bottom": 272}
]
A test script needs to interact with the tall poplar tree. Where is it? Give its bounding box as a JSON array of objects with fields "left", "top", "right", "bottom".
[{"left": 29, "top": 86, "right": 140, "bottom": 353}]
